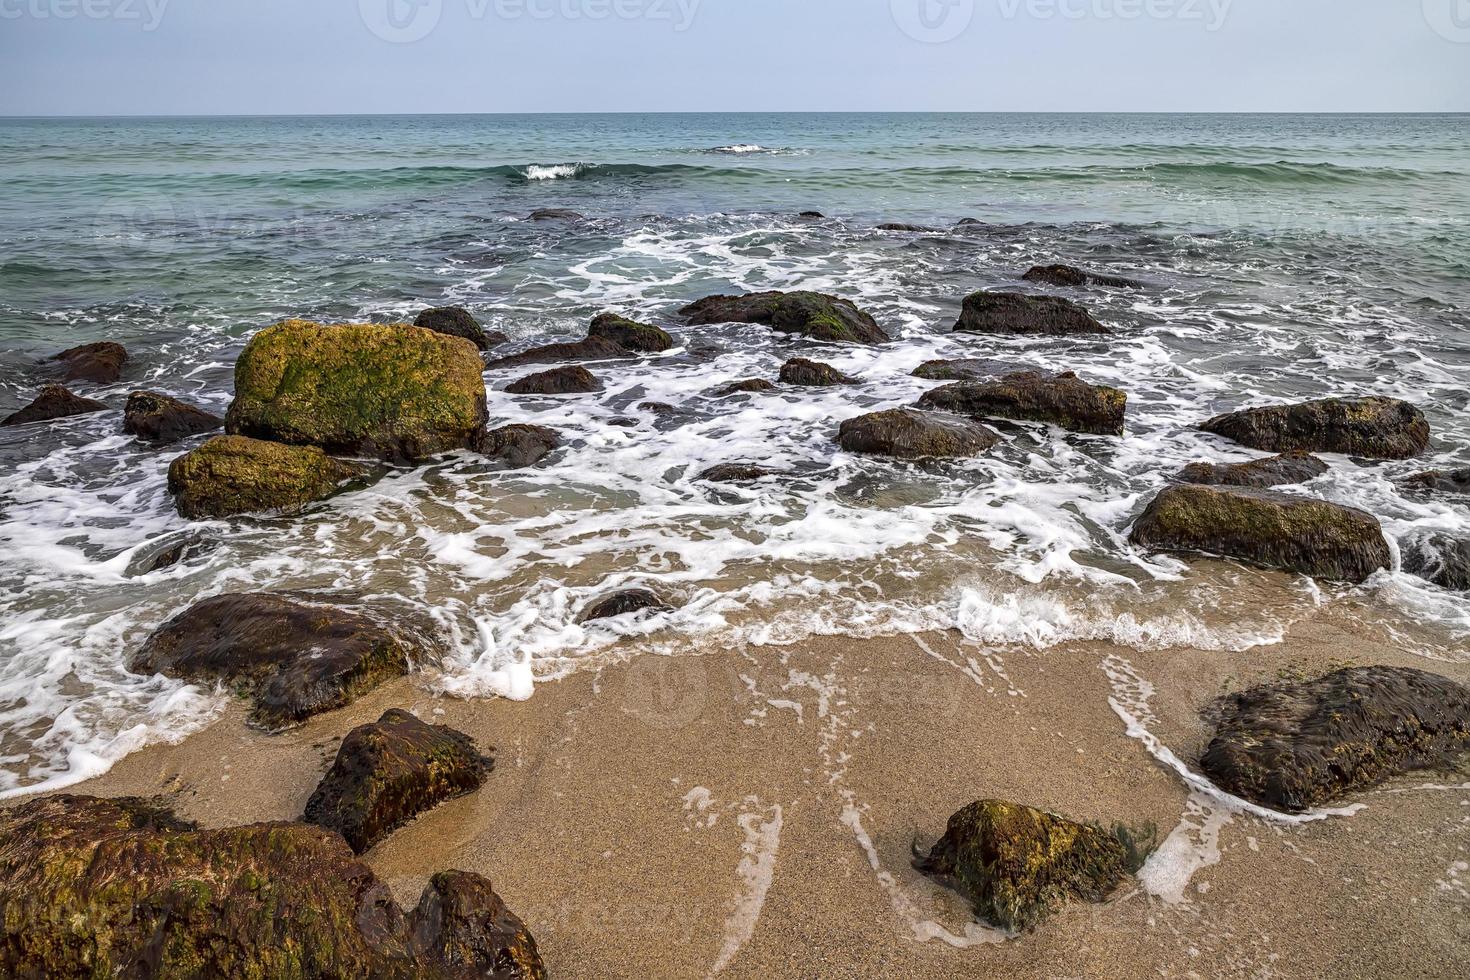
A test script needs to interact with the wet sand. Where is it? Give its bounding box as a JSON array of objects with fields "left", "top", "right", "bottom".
[{"left": 59, "top": 612, "right": 1470, "bottom": 979}]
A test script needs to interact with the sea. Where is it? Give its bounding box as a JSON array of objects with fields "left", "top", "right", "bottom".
[{"left": 0, "top": 112, "right": 1467, "bottom": 796}]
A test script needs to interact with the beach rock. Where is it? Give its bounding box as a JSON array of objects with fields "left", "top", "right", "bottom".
[
  {"left": 914, "top": 800, "right": 1129, "bottom": 932},
  {"left": 225, "top": 319, "right": 489, "bottom": 464},
  {"left": 917, "top": 371, "right": 1126, "bottom": 436},
  {"left": 698, "top": 463, "right": 780, "bottom": 484},
  {"left": 415, "top": 306, "right": 505, "bottom": 351},
  {"left": 838, "top": 409, "right": 1000, "bottom": 460},
  {"left": 1176, "top": 451, "right": 1329, "bottom": 489},
  {"left": 679, "top": 290, "right": 890, "bottom": 345},
  {"left": 1401, "top": 467, "right": 1470, "bottom": 494},
  {"left": 167, "top": 435, "right": 367, "bottom": 519},
  {"left": 1130, "top": 484, "right": 1390, "bottom": 583},
  {"left": 505, "top": 365, "right": 603, "bottom": 395},
  {"left": 486, "top": 336, "right": 631, "bottom": 370},
  {"left": 579, "top": 589, "right": 670, "bottom": 623},
  {"left": 124, "top": 531, "right": 210, "bottom": 577},
  {"left": 1200, "top": 396, "right": 1430, "bottom": 461},
  {"left": 1402, "top": 535, "right": 1470, "bottom": 592},
  {"left": 1022, "top": 264, "right": 1141, "bottom": 289},
  {"left": 797, "top": 211, "right": 825, "bottom": 220},
  {"left": 953, "top": 291, "right": 1108, "bottom": 336},
  {"left": 304, "top": 709, "right": 492, "bottom": 855},
  {"left": 47, "top": 341, "right": 127, "bottom": 383},
  {"left": 716, "top": 378, "right": 777, "bottom": 396},
  {"left": 527, "top": 208, "right": 584, "bottom": 222},
  {"left": 474, "top": 424, "right": 562, "bottom": 468},
  {"left": 0, "top": 384, "right": 107, "bottom": 427},
  {"left": 912, "top": 358, "right": 1037, "bottom": 383},
  {"left": 877, "top": 222, "right": 939, "bottom": 233},
  {"left": 122, "top": 390, "right": 223, "bottom": 444},
  {"left": 587, "top": 312, "right": 674, "bottom": 353},
  {"left": 130, "top": 592, "right": 429, "bottom": 731},
  {"left": 1201, "top": 667, "right": 1470, "bottom": 813},
  {"left": 0, "top": 794, "right": 543, "bottom": 980},
  {"left": 780, "top": 357, "right": 858, "bottom": 387}
]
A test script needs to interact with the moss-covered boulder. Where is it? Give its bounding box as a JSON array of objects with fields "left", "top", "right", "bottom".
[
  {"left": 1200, "top": 396, "right": 1430, "bottom": 461},
  {"left": 697, "top": 463, "right": 780, "bottom": 484},
  {"left": 588, "top": 312, "right": 674, "bottom": 353},
  {"left": 123, "top": 390, "right": 223, "bottom": 444},
  {"left": 580, "top": 588, "right": 671, "bottom": 624},
  {"left": 1402, "top": 534, "right": 1470, "bottom": 592},
  {"left": 1021, "top": 264, "right": 1140, "bottom": 289},
  {"left": 1130, "top": 484, "right": 1390, "bottom": 583},
  {"left": 679, "top": 291, "right": 891, "bottom": 345},
  {"left": 914, "top": 800, "right": 1129, "bottom": 932},
  {"left": 0, "top": 385, "right": 107, "bottom": 427},
  {"left": 168, "top": 435, "right": 366, "bottom": 519},
  {"left": 474, "top": 424, "right": 562, "bottom": 468},
  {"left": 838, "top": 408, "right": 1000, "bottom": 460},
  {"left": 953, "top": 291, "right": 1108, "bottom": 336},
  {"left": 1401, "top": 467, "right": 1470, "bottom": 494},
  {"left": 130, "top": 593, "right": 434, "bottom": 731},
  {"left": 912, "top": 358, "right": 1033, "bottom": 383},
  {"left": 415, "top": 306, "right": 506, "bottom": 351},
  {"left": 486, "top": 335, "right": 631, "bottom": 370},
  {"left": 715, "top": 379, "right": 777, "bottom": 397},
  {"left": 1176, "top": 451, "right": 1329, "bottom": 489},
  {"left": 780, "top": 357, "right": 859, "bottom": 387},
  {"left": 0, "top": 794, "right": 544, "bottom": 979},
  {"left": 304, "top": 709, "right": 492, "bottom": 855},
  {"left": 224, "top": 319, "right": 489, "bottom": 464},
  {"left": 47, "top": 340, "right": 128, "bottom": 383},
  {"left": 505, "top": 365, "right": 603, "bottom": 395},
  {"left": 1202, "top": 667, "right": 1470, "bottom": 813},
  {"left": 917, "top": 370, "right": 1126, "bottom": 436}
]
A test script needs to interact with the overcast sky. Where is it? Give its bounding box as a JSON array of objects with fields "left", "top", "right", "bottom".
[{"left": 1, "top": 0, "right": 1467, "bottom": 115}]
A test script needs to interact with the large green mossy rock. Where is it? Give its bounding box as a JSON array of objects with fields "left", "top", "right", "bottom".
[
  {"left": 225, "top": 320, "right": 489, "bottom": 464},
  {"left": 1200, "top": 396, "right": 1430, "bottom": 461},
  {"left": 915, "top": 800, "right": 1129, "bottom": 932},
  {"left": 917, "top": 370, "right": 1126, "bottom": 436},
  {"left": 168, "top": 435, "right": 367, "bottom": 519},
  {"left": 678, "top": 290, "right": 891, "bottom": 345},
  {"left": 587, "top": 312, "right": 674, "bottom": 353},
  {"left": 0, "top": 795, "right": 544, "bottom": 979}
]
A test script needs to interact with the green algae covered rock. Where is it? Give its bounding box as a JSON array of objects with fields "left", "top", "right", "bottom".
[
  {"left": 304, "top": 709, "right": 493, "bottom": 855},
  {"left": 838, "top": 408, "right": 1000, "bottom": 460},
  {"left": 225, "top": 319, "right": 489, "bottom": 464},
  {"left": 1130, "top": 484, "right": 1390, "bottom": 583},
  {"left": 1176, "top": 451, "right": 1329, "bottom": 489},
  {"left": 679, "top": 290, "right": 891, "bottom": 345},
  {"left": 588, "top": 312, "right": 674, "bottom": 353},
  {"left": 917, "top": 370, "right": 1126, "bottom": 436},
  {"left": 915, "top": 800, "right": 1129, "bottom": 932},
  {"left": 0, "top": 794, "right": 544, "bottom": 980},
  {"left": 168, "top": 434, "right": 367, "bottom": 519},
  {"left": 1200, "top": 396, "right": 1430, "bottom": 461}
]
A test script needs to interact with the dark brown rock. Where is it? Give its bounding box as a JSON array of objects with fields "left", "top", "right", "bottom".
[
  {"left": 123, "top": 390, "right": 223, "bottom": 444},
  {"left": 1401, "top": 467, "right": 1470, "bottom": 494},
  {"left": 679, "top": 291, "right": 890, "bottom": 345},
  {"left": 579, "top": 588, "right": 670, "bottom": 623},
  {"left": 917, "top": 371, "right": 1126, "bottom": 436},
  {"left": 527, "top": 208, "right": 584, "bottom": 222},
  {"left": 505, "top": 365, "right": 603, "bottom": 395},
  {"left": 1, "top": 385, "right": 107, "bottom": 427},
  {"left": 587, "top": 313, "right": 674, "bottom": 353},
  {"left": 48, "top": 341, "right": 127, "bottom": 383},
  {"left": 486, "top": 335, "right": 630, "bottom": 370},
  {"left": 877, "top": 222, "right": 939, "bottom": 232},
  {"left": 409, "top": 871, "right": 546, "bottom": 979},
  {"left": 474, "top": 424, "right": 562, "bottom": 468},
  {"left": 1200, "top": 397, "right": 1430, "bottom": 461},
  {"left": 1402, "top": 535, "right": 1470, "bottom": 592},
  {"left": 780, "top": 357, "right": 859, "bottom": 387},
  {"left": 912, "top": 359, "right": 1038, "bottom": 383},
  {"left": 415, "top": 307, "right": 505, "bottom": 351},
  {"left": 1022, "top": 264, "right": 1141, "bottom": 289},
  {"left": 716, "top": 379, "right": 778, "bottom": 396},
  {"left": 1201, "top": 667, "right": 1470, "bottom": 813},
  {"left": 1176, "top": 451, "right": 1329, "bottom": 489},
  {"left": 838, "top": 409, "right": 1000, "bottom": 460},
  {"left": 953, "top": 291, "right": 1108, "bottom": 336},
  {"left": 698, "top": 463, "right": 779, "bottom": 484}
]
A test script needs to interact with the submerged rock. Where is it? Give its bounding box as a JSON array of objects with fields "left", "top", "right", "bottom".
[
  {"left": 679, "top": 290, "right": 891, "bottom": 345},
  {"left": 877, "top": 222, "right": 939, "bottom": 233},
  {"left": 474, "top": 424, "right": 562, "bottom": 468},
  {"left": 48, "top": 340, "right": 128, "bottom": 383},
  {"left": 697, "top": 463, "right": 780, "bottom": 483},
  {"left": 780, "top": 357, "right": 859, "bottom": 387},
  {"left": 124, "top": 530, "right": 211, "bottom": 577},
  {"left": 1201, "top": 667, "right": 1470, "bottom": 813},
  {"left": 304, "top": 709, "right": 492, "bottom": 855},
  {"left": 1200, "top": 397, "right": 1430, "bottom": 461},
  {"left": 130, "top": 592, "right": 429, "bottom": 731},
  {"left": 527, "top": 208, "right": 584, "bottom": 222},
  {"left": 914, "top": 800, "right": 1129, "bottom": 932},
  {"left": 912, "top": 358, "right": 1037, "bottom": 383},
  {"left": 0, "top": 794, "right": 543, "bottom": 979},
  {"left": 505, "top": 365, "right": 603, "bottom": 395},
  {"left": 225, "top": 319, "right": 489, "bottom": 464},
  {"left": 838, "top": 408, "right": 1000, "bottom": 460},
  {"left": 415, "top": 306, "right": 506, "bottom": 351},
  {"left": 0, "top": 384, "right": 106, "bottom": 427},
  {"left": 1402, "top": 535, "right": 1470, "bottom": 592},
  {"left": 1130, "top": 484, "right": 1390, "bottom": 583},
  {"left": 797, "top": 210, "right": 825, "bottom": 220},
  {"left": 917, "top": 371, "right": 1126, "bottom": 436},
  {"left": 587, "top": 312, "right": 674, "bottom": 353},
  {"left": 167, "top": 435, "right": 367, "bottom": 519},
  {"left": 486, "top": 335, "right": 631, "bottom": 370},
  {"left": 580, "top": 588, "right": 671, "bottom": 623},
  {"left": 123, "top": 390, "right": 223, "bottom": 444},
  {"left": 953, "top": 291, "right": 1108, "bottom": 336},
  {"left": 1176, "top": 451, "right": 1329, "bottom": 489},
  {"left": 1022, "top": 264, "right": 1141, "bottom": 289},
  {"left": 1401, "top": 467, "right": 1470, "bottom": 494},
  {"left": 715, "top": 378, "right": 777, "bottom": 396}
]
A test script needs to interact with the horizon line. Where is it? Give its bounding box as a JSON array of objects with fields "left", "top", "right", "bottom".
[{"left": 3, "top": 109, "right": 1469, "bottom": 121}]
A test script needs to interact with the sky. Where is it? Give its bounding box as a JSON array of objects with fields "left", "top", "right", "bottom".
[{"left": 0, "top": 0, "right": 1467, "bottom": 115}]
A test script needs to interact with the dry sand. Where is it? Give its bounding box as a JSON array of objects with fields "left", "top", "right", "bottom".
[{"left": 61, "top": 606, "right": 1470, "bottom": 979}]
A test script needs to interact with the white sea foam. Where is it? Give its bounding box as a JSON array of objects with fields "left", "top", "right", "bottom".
[{"left": 522, "top": 163, "right": 583, "bottom": 180}]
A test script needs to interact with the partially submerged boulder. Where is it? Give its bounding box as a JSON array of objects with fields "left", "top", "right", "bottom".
[
  {"left": 225, "top": 320, "right": 489, "bottom": 464},
  {"left": 587, "top": 312, "right": 674, "bottom": 353},
  {"left": 167, "top": 435, "right": 366, "bottom": 520},
  {"left": 715, "top": 378, "right": 777, "bottom": 397},
  {"left": 1401, "top": 467, "right": 1470, "bottom": 494},
  {"left": 0, "top": 794, "right": 544, "bottom": 979},
  {"left": 1022, "top": 264, "right": 1140, "bottom": 289},
  {"left": 580, "top": 589, "right": 670, "bottom": 624},
  {"left": 914, "top": 800, "right": 1129, "bottom": 932},
  {"left": 952, "top": 291, "right": 1108, "bottom": 336},
  {"left": 877, "top": 222, "right": 939, "bottom": 233},
  {"left": 130, "top": 593, "right": 431, "bottom": 731},
  {"left": 486, "top": 336, "right": 631, "bottom": 370},
  {"left": 1176, "top": 451, "right": 1328, "bottom": 489},
  {"left": 48, "top": 341, "right": 127, "bottom": 383},
  {"left": 505, "top": 365, "right": 603, "bottom": 395},
  {"left": 1200, "top": 397, "right": 1430, "bottom": 461},
  {"left": 123, "top": 390, "right": 223, "bottom": 444},
  {"left": 912, "top": 358, "right": 1035, "bottom": 383},
  {"left": 780, "top": 358, "right": 858, "bottom": 387},
  {"left": 474, "top": 424, "right": 562, "bottom": 468},
  {"left": 1130, "top": 484, "right": 1390, "bottom": 583},
  {"left": 917, "top": 371, "right": 1126, "bottom": 436},
  {"left": 415, "top": 306, "right": 506, "bottom": 351},
  {"left": 0, "top": 385, "right": 106, "bottom": 427},
  {"left": 1201, "top": 667, "right": 1470, "bottom": 813},
  {"left": 1402, "top": 535, "right": 1470, "bottom": 592},
  {"left": 304, "top": 709, "right": 492, "bottom": 855},
  {"left": 527, "top": 208, "right": 584, "bottom": 222},
  {"left": 679, "top": 291, "right": 891, "bottom": 345},
  {"left": 697, "top": 463, "right": 780, "bottom": 484},
  {"left": 838, "top": 409, "right": 999, "bottom": 460}
]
